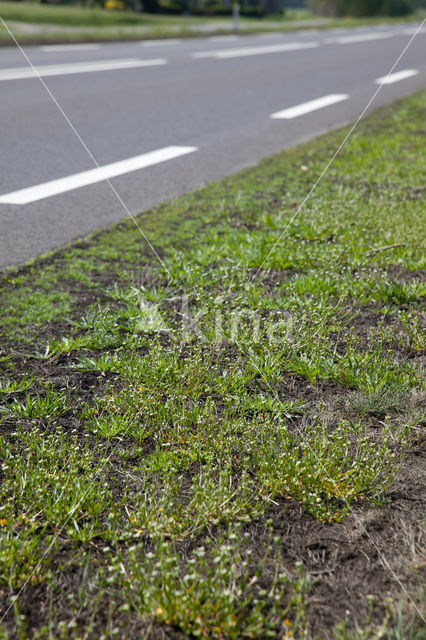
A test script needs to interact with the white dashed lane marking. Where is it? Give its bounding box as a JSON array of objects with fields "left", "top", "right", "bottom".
[
  {"left": 0, "top": 58, "right": 167, "bottom": 82},
  {"left": 376, "top": 69, "right": 419, "bottom": 85},
  {"left": 0, "top": 146, "right": 197, "bottom": 205},
  {"left": 325, "top": 31, "right": 394, "bottom": 45},
  {"left": 192, "top": 41, "right": 318, "bottom": 59},
  {"left": 270, "top": 94, "right": 349, "bottom": 119}
]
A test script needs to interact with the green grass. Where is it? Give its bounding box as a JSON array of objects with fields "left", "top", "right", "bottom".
[
  {"left": 0, "top": 2, "right": 170, "bottom": 27},
  {"left": 0, "top": 1, "right": 422, "bottom": 45},
  {"left": 0, "top": 92, "right": 425, "bottom": 638}
]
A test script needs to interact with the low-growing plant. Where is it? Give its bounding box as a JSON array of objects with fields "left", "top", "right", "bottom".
[
  {"left": 397, "top": 311, "right": 426, "bottom": 352},
  {"left": 0, "top": 374, "right": 33, "bottom": 394},
  {"left": 256, "top": 421, "right": 398, "bottom": 522},
  {"left": 0, "top": 391, "right": 69, "bottom": 419},
  {"left": 0, "top": 523, "right": 52, "bottom": 591},
  {"left": 0, "top": 428, "right": 115, "bottom": 546},
  {"left": 128, "top": 466, "right": 263, "bottom": 538},
  {"left": 113, "top": 530, "right": 310, "bottom": 639},
  {"left": 73, "top": 353, "right": 121, "bottom": 374}
]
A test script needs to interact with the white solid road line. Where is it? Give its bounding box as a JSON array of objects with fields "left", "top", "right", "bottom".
[
  {"left": 40, "top": 44, "right": 101, "bottom": 52},
  {"left": 0, "top": 58, "right": 167, "bottom": 82},
  {"left": 271, "top": 94, "right": 349, "bottom": 119},
  {"left": 326, "top": 31, "right": 394, "bottom": 44},
  {"left": 376, "top": 69, "right": 419, "bottom": 85},
  {"left": 0, "top": 146, "right": 197, "bottom": 205},
  {"left": 192, "top": 41, "right": 318, "bottom": 59},
  {"left": 140, "top": 39, "right": 181, "bottom": 46}
]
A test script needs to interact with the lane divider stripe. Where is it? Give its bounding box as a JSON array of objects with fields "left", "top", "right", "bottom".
[
  {"left": 325, "top": 31, "right": 394, "bottom": 44},
  {"left": 375, "top": 69, "right": 418, "bottom": 84},
  {"left": 140, "top": 39, "right": 181, "bottom": 46},
  {"left": 0, "top": 58, "right": 167, "bottom": 82},
  {"left": 0, "top": 146, "right": 197, "bottom": 205},
  {"left": 192, "top": 41, "right": 318, "bottom": 59},
  {"left": 271, "top": 94, "right": 349, "bottom": 119}
]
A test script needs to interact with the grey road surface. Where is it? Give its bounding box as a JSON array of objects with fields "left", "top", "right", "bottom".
[{"left": 0, "top": 23, "right": 425, "bottom": 267}]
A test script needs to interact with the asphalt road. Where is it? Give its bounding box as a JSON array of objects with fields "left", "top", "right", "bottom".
[{"left": 0, "top": 23, "right": 425, "bottom": 267}]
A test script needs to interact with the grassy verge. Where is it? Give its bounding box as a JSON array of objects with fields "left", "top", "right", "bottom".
[
  {"left": 0, "top": 1, "right": 423, "bottom": 45},
  {"left": 1, "top": 92, "right": 425, "bottom": 639}
]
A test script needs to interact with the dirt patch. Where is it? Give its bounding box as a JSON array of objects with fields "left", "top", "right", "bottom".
[
  {"left": 383, "top": 264, "right": 426, "bottom": 284},
  {"left": 243, "top": 446, "right": 425, "bottom": 637}
]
